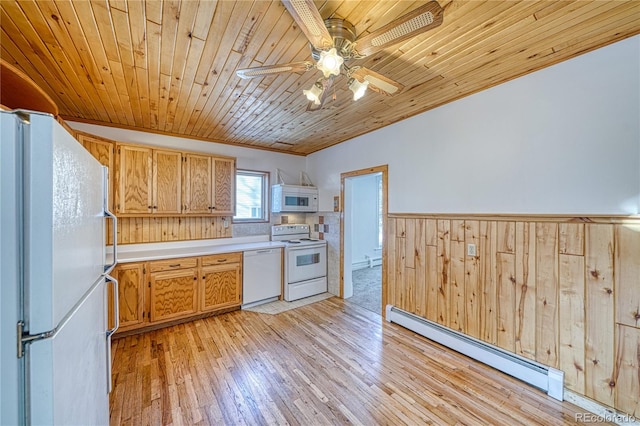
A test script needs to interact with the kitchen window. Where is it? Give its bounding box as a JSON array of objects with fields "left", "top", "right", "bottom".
[{"left": 234, "top": 170, "right": 269, "bottom": 222}]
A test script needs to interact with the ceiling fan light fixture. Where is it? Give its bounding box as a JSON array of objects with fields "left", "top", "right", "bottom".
[
  {"left": 316, "top": 48, "right": 344, "bottom": 78},
  {"left": 303, "top": 81, "right": 324, "bottom": 105},
  {"left": 348, "top": 78, "right": 369, "bottom": 101}
]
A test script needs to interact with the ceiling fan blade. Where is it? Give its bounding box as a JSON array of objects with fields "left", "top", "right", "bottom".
[
  {"left": 352, "top": 67, "right": 404, "bottom": 95},
  {"left": 236, "top": 61, "right": 314, "bottom": 79},
  {"left": 281, "top": 0, "right": 333, "bottom": 51},
  {"left": 307, "top": 77, "right": 335, "bottom": 112},
  {"left": 354, "top": 1, "right": 444, "bottom": 57}
]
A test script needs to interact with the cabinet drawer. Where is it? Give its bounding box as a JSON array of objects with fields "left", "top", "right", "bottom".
[
  {"left": 149, "top": 257, "right": 198, "bottom": 272},
  {"left": 201, "top": 252, "right": 242, "bottom": 266}
]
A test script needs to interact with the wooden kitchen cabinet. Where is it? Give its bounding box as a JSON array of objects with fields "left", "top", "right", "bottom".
[
  {"left": 77, "top": 133, "right": 114, "bottom": 211},
  {"left": 200, "top": 252, "right": 242, "bottom": 312},
  {"left": 152, "top": 149, "right": 182, "bottom": 214},
  {"left": 212, "top": 157, "right": 235, "bottom": 215},
  {"left": 111, "top": 141, "right": 234, "bottom": 217},
  {"left": 183, "top": 154, "right": 236, "bottom": 215},
  {"left": 115, "top": 144, "right": 153, "bottom": 214},
  {"left": 112, "top": 252, "right": 243, "bottom": 337},
  {"left": 183, "top": 153, "right": 212, "bottom": 214},
  {"left": 116, "top": 144, "right": 183, "bottom": 216},
  {"left": 108, "top": 262, "right": 146, "bottom": 331},
  {"left": 149, "top": 262, "right": 198, "bottom": 322}
]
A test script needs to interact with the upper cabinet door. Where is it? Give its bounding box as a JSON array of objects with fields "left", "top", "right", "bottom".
[
  {"left": 78, "top": 134, "right": 114, "bottom": 212},
  {"left": 212, "top": 158, "right": 235, "bottom": 215},
  {"left": 153, "top": 150, "right": 182, "bottom": 214},
  {"left": 116, "top": 144, "right": 153, "bottom": 214},
  {"left": 183, "top": 154, "right": 212, "bottom": 214}
]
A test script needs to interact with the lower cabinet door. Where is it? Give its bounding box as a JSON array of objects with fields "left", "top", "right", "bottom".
[
  {"left": 150, "top": 269, "right": 198, "bottom": 322},
  {"left": 200, "top": 264, "right": 242, "bottom": 312},
  {"left": 109, "top": 262, "right": 146, "bottom": 330}
]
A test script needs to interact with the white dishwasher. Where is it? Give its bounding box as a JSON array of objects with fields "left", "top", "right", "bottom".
[{"left": 242, "top": 248, "right": 282, "bottom": 308}]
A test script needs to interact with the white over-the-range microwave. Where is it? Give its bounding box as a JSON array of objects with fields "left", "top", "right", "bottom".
[{"left": 271, "top": 184, "right": 318, "bottom": 213}]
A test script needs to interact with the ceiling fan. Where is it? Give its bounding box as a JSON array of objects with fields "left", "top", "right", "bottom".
[{"left": 236, "top": 0, "right": 444, "bottom": 111}]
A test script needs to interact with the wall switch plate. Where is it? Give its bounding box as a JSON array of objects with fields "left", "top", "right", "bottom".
[
  {"left": 223, "top": 218, "right": 229, "bottom": 228},
  {"left": 467, "top": 243, "right": 477, "bottom": 257}
]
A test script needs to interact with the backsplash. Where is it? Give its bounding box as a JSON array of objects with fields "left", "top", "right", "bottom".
[
  {"left": 306, "top": 212, "right": 340, "bottom": 296},
  {"left": 232, "top": 213, "right": 307, "bottom": 237}
]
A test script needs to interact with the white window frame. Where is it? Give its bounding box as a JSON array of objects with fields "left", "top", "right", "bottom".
[{"left": 233, "top": 169, "right": 270, "bottom": 223}]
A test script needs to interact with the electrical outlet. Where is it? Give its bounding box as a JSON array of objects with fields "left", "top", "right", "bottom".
[
  {"left": 467, "top": 243, "right": 477, "bottom": 257},
  {"left": 223, "top": 218, "right": 229, "bottom": 228}
]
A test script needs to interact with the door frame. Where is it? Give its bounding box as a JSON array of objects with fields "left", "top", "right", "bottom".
[{"left": 340, "top": 165, "right": 388, "bottom": 317}]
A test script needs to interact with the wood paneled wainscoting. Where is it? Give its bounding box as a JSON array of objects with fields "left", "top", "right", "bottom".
[
  {"left": 386, "top": 214, "right": 640, "bottom": 417},
  {"left": 106, "top": 216, "right": 232, "bottom": 245}
]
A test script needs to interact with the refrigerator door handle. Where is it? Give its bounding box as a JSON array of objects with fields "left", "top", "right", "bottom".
[
  {"left": 16, "top": 320, "right": 58, "bottom": 359},
  {"left": 104, "top": 209, "right": 117, "bottom": 274},
  {"left": 105, "top": 274, "right": 119, "bottom": 394},
  {"left": 105, "top": 274, "right": 119, "bottom": 338}
]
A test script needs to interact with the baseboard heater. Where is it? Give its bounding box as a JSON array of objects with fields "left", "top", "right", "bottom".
[
  {"left": 386, "top": 305, "right": 564, "bottom": 401},
  {"left": 364, "top": 254, "right": 382, "bottom": 268}
]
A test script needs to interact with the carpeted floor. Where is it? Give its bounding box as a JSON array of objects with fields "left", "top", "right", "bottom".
[{"left": 350, "top": 265, "right": 382, "bottom": 314}]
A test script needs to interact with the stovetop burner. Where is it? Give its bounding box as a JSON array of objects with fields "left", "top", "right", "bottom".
[{"left": 271, "top": 224, "right": 326, "bottom": 246}]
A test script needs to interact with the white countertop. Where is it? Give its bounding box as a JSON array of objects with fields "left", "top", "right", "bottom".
[{"left": 108, "top": 236, "right": 285, "bottom": 263}]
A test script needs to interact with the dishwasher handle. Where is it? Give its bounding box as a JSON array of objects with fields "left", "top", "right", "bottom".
[{"left": 245, "top": 249, "right": 278, "bottom": 256}]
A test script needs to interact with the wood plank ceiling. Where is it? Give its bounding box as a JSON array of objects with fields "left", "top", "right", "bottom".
[{"left": 1, "top": 1, "right": 639, "bottom": 155}]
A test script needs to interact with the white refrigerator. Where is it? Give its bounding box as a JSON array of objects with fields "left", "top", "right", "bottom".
[{"left": 0, "top": 110, "right": 118, "bottom": 425}]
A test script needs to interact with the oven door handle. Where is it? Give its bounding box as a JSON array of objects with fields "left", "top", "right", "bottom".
[{"left": 286, "top": 246, "right": 327, "bottom": 253}]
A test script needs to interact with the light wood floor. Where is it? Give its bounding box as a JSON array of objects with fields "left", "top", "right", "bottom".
[{"left": 110, "top": 297, "right": 610, "bottom": 425}]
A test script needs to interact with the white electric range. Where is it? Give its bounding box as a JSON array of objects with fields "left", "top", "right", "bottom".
[{"left": 271, "top": 224, "right": 327, "bottom": 301}]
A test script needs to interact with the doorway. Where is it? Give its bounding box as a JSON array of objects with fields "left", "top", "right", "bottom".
[{"left": 340, "top": 165, "right": 388, "bottom": 316}]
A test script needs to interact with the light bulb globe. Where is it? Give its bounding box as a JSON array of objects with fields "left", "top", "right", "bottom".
[{"left": 317, "top": 48, "right": 343, "bottom": 78}]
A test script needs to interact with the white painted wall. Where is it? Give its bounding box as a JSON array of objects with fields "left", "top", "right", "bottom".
[
  {"left": 67, "top": 122, "right": 307, "bottom": 184},
  {"left": 306, "top": 36, "right": 640, "bottom": 215},
  {"left": 350, "top": 173, "right": 380, "bottom": 266}
]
